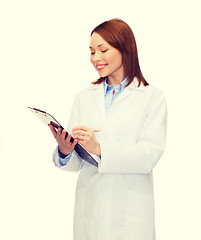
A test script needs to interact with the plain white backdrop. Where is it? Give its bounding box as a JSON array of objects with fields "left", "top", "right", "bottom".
[{"left": 0, "top": 0, "right": 201, "bottom": 239}]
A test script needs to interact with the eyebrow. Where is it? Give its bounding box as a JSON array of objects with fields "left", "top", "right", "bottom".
[{"left": 89, "top": 44, "right": 107, "bottom": 49}]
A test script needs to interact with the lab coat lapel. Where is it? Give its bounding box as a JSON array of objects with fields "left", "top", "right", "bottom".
[
  {"left": 91, "top": 80, "right": 143, "bottom": 120},
  {"left": 113, "top": 87, "right": 130, "bottom": 105},
  {"left": 92, "top": 83, "right": 106, "bottom": 123},
  {"left": 113, "top": 81, "right": 138, "bottom": 105}
]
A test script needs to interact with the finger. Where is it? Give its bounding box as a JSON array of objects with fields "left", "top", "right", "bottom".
[
  {"left": 73, "top": 125, "right": 89, "bottom": 132},
  {"left": 72, "top": 139, "right": 78, "bottom": 148},
  {"left": 65, "top": 132, "right": 72, "bottom": 143},
  {"left": 76, "top": 139, "right": 85, "bottom": 147},
  {"left": 56, "top": 128, "right": 63, "bottom": 142},
  {"left": 60, "top": 129, "right": 67, "bottom": 140},
  {"left": 72, "top": 129, "right": 87, "bottom": 136},
  {"left": 48, "top": 124, "right": 57, "bottom": 138},
  {"left": 73, "top": 134, "right": 86, "bottom": 141},
  {"left": 60, "top": 129, "right": 71, "bottom": 146}
]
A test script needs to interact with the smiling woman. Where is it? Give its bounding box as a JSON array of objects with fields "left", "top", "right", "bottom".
[
  {"left": 90, "top": 32, "right": 124, "bottom": 85},
  {"left": 49, "top": 18, "right": 167, "bottom": 240},
  {"left": 90, "top": 18, "right": 149, "bottom": 87}
]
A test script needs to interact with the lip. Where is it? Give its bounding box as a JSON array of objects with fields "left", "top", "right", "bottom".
[{"left": 95, "top": 64, "right": 107, "bottom": 71}]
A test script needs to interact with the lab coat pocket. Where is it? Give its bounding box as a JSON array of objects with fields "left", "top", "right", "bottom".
[
  {"left": 126, "top": 189, "right": 155, "bottom": 239},
  {"left": 74, "top": 186, "right": 106, "bottom": 240},
  {"left": 73, "top": 188, "right": 85, "bottom": 239}
]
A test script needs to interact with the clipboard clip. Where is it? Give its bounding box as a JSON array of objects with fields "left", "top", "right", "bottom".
[{"left": 28, "top": 106, "right": 46, "bottom": 114}]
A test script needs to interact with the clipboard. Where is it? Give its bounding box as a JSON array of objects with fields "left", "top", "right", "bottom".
[{"left": 28, "top": 107, "right": 98, "bottom": 167}]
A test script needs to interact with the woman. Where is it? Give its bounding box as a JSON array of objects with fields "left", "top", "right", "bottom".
[{"left": 49, "top": 18, "right": 167, "bottom": 240}]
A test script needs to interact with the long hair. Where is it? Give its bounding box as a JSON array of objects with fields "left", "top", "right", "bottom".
[{"left": 91, "top": 18, "right": 148, "bottom": 87}]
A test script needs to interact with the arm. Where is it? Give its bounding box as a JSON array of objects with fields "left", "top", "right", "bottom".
[
  {"left": 98, "top": 92, "right": 167, "bottom": 174},
  {"left": 52, "top": 146, "right": 84, "bottom": 171},
  {"left": 50, "top": 96, "right": 84, "bottom": 172}
]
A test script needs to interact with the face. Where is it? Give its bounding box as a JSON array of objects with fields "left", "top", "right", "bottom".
[{"left": 90, "top": 32, "right": 124, "bottom": 84}]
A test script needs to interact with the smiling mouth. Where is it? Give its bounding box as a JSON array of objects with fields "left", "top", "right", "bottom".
[{"left": 96, "top": 64, "right": 107, "bottom": 71}]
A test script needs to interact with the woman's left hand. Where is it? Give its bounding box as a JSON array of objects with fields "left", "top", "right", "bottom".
[{"left": 72, "top": 126, "right": 101, "bottom": 156}]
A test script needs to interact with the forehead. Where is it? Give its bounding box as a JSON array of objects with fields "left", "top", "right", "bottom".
[{"left": 90, "top": 32, "right": 110, "bottom": 48}]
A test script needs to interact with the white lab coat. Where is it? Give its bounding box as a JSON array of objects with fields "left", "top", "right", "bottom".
[{"left": 53, "top": 80, "right": 167, "bottom": 240}]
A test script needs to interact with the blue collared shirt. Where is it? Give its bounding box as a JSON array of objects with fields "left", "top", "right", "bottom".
[
  {"left": 58, "top": 77, "right": 129, "bottom": 165},
  {"left": 104, "top": 77, "right": 129, "bottom": 113}
]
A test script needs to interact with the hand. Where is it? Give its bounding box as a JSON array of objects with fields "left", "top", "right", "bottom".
[
  {"left": 48, "top": 124, "right": 77, "bottom": 156},
  {"left": 72, "top": 125, "right": 101, "bottom": 156}
]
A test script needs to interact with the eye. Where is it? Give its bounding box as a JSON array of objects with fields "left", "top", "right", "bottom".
[
  {"left": 90, "top": 52, "right": 95, "bottom": 55},
  {"left": 101, "top": 50, "right": 108, "bottom": 53}
]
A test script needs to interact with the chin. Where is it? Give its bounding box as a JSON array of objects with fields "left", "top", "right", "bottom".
[{"left": 98, "top": 72, "right": 108, "bottom": 78}]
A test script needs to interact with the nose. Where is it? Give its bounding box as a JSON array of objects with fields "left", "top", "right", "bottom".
[{"left": 92, "top": 51, "right": 101, "bottom": 61}]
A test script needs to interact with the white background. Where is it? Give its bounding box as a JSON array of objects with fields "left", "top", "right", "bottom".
[{"left": 0, "top": 0, "right": 201, "bottom": 239}]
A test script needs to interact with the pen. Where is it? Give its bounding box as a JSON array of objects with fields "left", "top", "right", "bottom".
[{"left": 69, "top": 129, "right": 102, "bottom": 133}]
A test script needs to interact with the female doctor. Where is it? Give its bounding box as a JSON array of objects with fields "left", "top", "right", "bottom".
[{"left": 49, "top": 18, "right": 167, "bottom": 240}]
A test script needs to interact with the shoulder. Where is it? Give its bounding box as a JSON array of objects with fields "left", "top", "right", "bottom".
[
  {"left": 129, "top": 82, "right": 167, "bottom": 112},
  {"left": 143, "top": 85, "right": 167, "bottom": 113},
  {"left": 129, "top": 80, "right": 166, "bottom": 100},
  {"left": 144, "top": 85, "right": 166, "bottom": 99}
]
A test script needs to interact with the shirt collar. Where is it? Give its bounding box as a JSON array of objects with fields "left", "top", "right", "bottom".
[{"left": 103, "top": 77, "right": 129, "bottom": 95}]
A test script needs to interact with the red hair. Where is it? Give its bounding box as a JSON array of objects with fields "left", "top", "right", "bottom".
[{"left": 91, "top": 18, "right": 148, "bottom": 87}]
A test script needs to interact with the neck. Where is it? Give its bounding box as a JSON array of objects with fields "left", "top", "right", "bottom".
[{"left": 107, "top": 74, "right": 126, "bottom": 86}]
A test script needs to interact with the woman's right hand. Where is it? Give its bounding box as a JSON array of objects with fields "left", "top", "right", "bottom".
[{"left": 48, "top": 124, "right": 77, "bottom": 157}]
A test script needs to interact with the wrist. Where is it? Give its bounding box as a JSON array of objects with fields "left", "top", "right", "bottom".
[{"left": 58, "top": 147, "right": 71, "bottom": 158}]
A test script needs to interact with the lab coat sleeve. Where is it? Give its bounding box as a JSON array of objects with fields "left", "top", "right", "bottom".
[
  {"left": 52, "top": 96, "right": 84, "bottom": 172},
  {"left": 99, "top": 91, "right": 167, "bottom": 174},
  {"left": 53, "top": 147, "right": 83, "bottom": 172}
]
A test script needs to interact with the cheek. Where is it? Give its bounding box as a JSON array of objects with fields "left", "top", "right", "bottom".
[
  {"left": 105, "top": 53, "right": 114, "bottom": 65},
  {"left": 108, "top": 53, "right": 122, "bottom": 67},
  {"left": 90, "top": 56, "right": 95, "bottom": 65}
]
